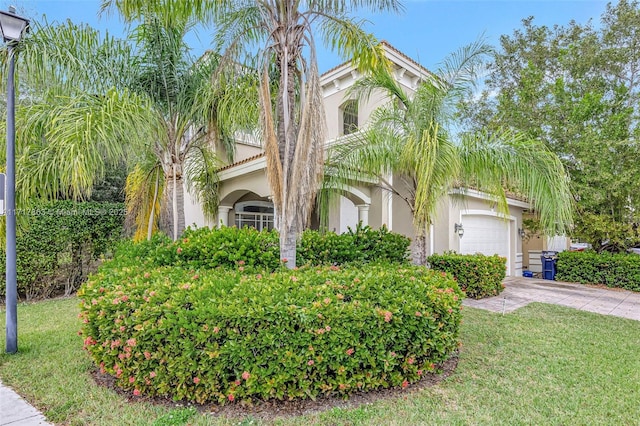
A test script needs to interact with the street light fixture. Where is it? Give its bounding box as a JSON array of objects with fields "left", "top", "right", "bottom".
[{"left": 1, "top": 6, "right": 29, "bottom": 354}]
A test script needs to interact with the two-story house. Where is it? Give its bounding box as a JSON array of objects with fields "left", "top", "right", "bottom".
[{"left": 182, "top": 42, "right": 530, "bottom": 276}]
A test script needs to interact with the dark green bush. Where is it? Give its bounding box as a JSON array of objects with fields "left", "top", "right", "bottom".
[
  {"left": 298, "top": 224, "right": 410, "bottom": 265},
  {"left": 111, "top": 225, "right": 409, "bottom": 271},
  {"left": 427, "top": 252, "right": 506, "bottom": 299},
  {"left": 556, "top": 251, "right": 640, "bottom": 291},
  {"left": 78, "top": 263, "right": 462, "bottom": 403},
  {"left": 0, "top": 200, "right": 124, "bottom": 299}
]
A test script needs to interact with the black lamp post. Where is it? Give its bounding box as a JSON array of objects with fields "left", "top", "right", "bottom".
[{"left": 0, "top": 6, "right": 30, "bottom": 354}]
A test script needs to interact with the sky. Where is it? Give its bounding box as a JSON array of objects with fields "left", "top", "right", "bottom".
[{"left": 2, "top": 0, "right": 611, "bottom": 73}]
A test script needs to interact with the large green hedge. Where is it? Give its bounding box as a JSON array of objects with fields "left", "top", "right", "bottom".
[
  {"left": 110, "top": 225, "right": 410, "bottom": 271},
  {"left": 79, "top": 263, "right": 462, "bottom": 403},
  {"left": 427, "top": 253, "right": 506, "bottom": 299},
  {"left": 556, "top": 251, "right": 640, "bottom": 291},
  {"left": 0, "top": 200, "right": 124, "bottom": 299}
]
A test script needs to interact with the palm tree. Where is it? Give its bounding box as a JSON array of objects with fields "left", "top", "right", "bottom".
[
  {"left": 1, "top": 20, "right": 152, "bottom": 210},
  {"left": 4, "top": 15, "right": 247, "bottom": 241},
  {"left": 106, "top": 0, "right": 402, "bottom": 266},
  {"left": 325, "top": 40, "right": 574, "bottom": 264}
]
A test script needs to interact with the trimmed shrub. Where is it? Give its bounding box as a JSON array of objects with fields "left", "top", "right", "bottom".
[
  {"left": 110, "top": 225, "right": 409, "bottom": 271},
  {"left": 298, "top": 224, "right": 410, "bottom": 265},
  {"left": 0, "top": 200, "right": 124, "bottom": 299},
  {"left": 556, "top": 251, "right": 640, "bottom": 291},
  {"left": 78, "top": 263, "right": 462, "bottom": 404},
  {"left": 427, "top": 252, "right": 506, "bottom": 299}
]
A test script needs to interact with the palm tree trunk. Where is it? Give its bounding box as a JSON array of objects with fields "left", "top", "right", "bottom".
[
  {"left": 160, "top": 163, "right": 185, "bottom": 240},
  {"left": 412, "top": 231, "right": 429, "bottom": 266},
  {"left": 280, "top": 223, "right": 297, "bottom": 268},
  {"left": 147, "top": 169, "right": 160, "bottom": 241}
]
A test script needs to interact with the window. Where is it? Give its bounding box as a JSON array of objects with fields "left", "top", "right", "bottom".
[
  {"left": 234, "top": 201, "right": 274, "bottom": 231},
  {"left": 342, "top": 100, "right": 358, "bottom": 135}
]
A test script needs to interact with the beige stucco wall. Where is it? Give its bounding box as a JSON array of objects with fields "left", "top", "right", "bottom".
[{"left": 234, "top": 144, "right": 263, "bottom": 163}]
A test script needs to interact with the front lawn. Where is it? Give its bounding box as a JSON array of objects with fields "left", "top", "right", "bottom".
[{"left": 1, "top": 298, "right": 639, "bottom": 425}]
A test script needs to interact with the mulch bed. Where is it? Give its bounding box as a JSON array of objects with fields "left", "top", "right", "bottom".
[{"left": 91, "top": 353, "right": 459, "bottom": 421}]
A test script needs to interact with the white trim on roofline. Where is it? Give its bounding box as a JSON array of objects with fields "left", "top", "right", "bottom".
[
  {"left": 219, "top": 156, "right": 266, "bottom": 181},
  {"left": 450, "top": 188, "right": 531, "bottom": 209}
]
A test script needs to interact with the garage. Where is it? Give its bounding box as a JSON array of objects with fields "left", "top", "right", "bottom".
[{"left": 459, "top": 214, "right": 512, "bottom": 275}]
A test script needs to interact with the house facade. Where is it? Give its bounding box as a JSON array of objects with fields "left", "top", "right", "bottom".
[{"left": 183, "top": 42, "right": 530, "bottom": 276}]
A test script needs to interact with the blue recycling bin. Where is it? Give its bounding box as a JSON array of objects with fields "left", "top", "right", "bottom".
[{"left": 541, "top": 251, "right": 558, "bottom": 280}]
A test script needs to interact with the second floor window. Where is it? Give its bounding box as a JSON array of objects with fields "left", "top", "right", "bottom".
[{"left": 342, "top": 100, "right": 358, "bottom": 135}]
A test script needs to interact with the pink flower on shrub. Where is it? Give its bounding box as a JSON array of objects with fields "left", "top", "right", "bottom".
[
  {"left": 336, "top": 293, "right": 344, "bottom": 300},
  {"left": 390, "top": 352, "right": 396, "bottom": 358},
  {"left": 177, "top": 247, "right": 183, "bottom": 254},
  {"left": 402, "top": 380, "right": 409, "bottom": 388},
  {"left": 121, "top": 295, "right": 129, "bottom": 302},
  {"left": 417, "top": 369, "right": 423, "bottom": 377},
  {"left": 339, "top": 383, "right": 347, "bottom": 390},
  {"left": 307, "top": 360, "right": 314, "bottom": 366},
  {"left": 448, "top": 308, "right": 453, "bottom": 314},
  {"left": 228, "top": 394, "right": 235, "bottom": 402},
  {"left": 242, "top": 371, "right": 250, "bottom": 380},
  {"left": 149, "top": 291, "right": 156, "bottom": 297},
  {"left": 256, "top": 274, "right": 262, "bottom": 280},
  {"left": 91, "top": 299, "right": 98, "bottom": 305},
  {"left": 133, "top": 389, "right": 141, "bottom": 396},
  {"left": 193, "top": 377, "right": 200, "bottom": 384},
  {"left": 415, "top": 311, "right": 422, "bottom": 317},
  {"left": 144, "top": 272, "right": 151, "bottom": 279},
  {"left": 323, "top": 297, "right": 331, "bottom": 304},
  {"left": 409, "top": 276, "right": 416, "bottom": 281},
  {"left": 330, "top": 265, "right": 340, "bottom": 271},
  {"left": 290, "top": 276, "right": 298, "bottom": 282},
  {"left": 407, "top": 357, "right": 415, "bottom": 365},
  {"left": 325, "top": 325, "right": 331, "bottom": 332},
  {"left": 149, "top": 371, "right": 156, "bottom": 378},
  {"left": 192, "top": 274, "right": 199, "bottom": 280},
  {"left": 112, "top": 298, "right": 120, "bottom": 305},
  {"left": 353, "top": 277, "right": 361, "bottom": 283},
  {"left": 181, "top": 283, "right": 191, "bottom": 290},
  {"left": 316, "top": 328, "right": 325, "bottom": 335},
  {"left": 238, "top": 260, "right": 246, "bottom": 266},
  {"left": 213, "top": 327, "right": 220, "bottom": 334},
  {"left": 234, "top": 380, "right": 241, "bottom": 386},
  {"left": 126, "top": 338, "right": 137, "bottom": 347},
  {"left": 346, "top": 348, "right": 354, "bottom": 356},
  {"left": 239, "top": 266, "right": 245, "bottom": 272},
  {"left": 99, "top": 362, "right": 105, "bottom": 374},
  {"left": 281, "top": 258, "right": 288, "bottom": 264},
  {"left": 144, "top": 351, "right": 151, "bottom": 360},
  {"left": 129, "top": 376, "right": 135, "bottom": 383},
  {"left": 118, "top": 353, "right": 125, "bottom": 360},
  {"left": 384, "top": 311, "right": 393, "bottom": 322}
]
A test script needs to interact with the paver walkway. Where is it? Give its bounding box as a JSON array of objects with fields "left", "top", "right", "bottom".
[
  {"left": 0, "top": 379, "right": 52, "bottom": 425},
  {"left": 463, "top": 276, "right": 640, "bottom": 321}
]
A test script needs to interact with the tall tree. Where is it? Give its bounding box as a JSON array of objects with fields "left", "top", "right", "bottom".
[
  {"left": 459, "top": 0, "right": 640, "bottom": 250},
  {"left": 108, "top": 0, "right": 402, "bottom": 267},
  {"left": 3, "top": 15, "right": 246, "bottom": 241},
  {"left": 325, "top": 40, "right": 574, "bottom": 264}
]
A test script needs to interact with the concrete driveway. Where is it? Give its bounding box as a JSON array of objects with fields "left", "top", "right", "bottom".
[{"left": 463, "top": 277, "right": 640, "bottom": 321}]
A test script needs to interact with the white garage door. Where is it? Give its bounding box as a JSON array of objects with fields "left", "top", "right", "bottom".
[{"left": 460, "top": 215, "right": 510, "bottom": 274}]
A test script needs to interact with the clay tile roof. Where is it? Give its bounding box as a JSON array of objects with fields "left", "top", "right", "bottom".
[{"left": 217, "top": 153, "right": 265, "bottom": 172}]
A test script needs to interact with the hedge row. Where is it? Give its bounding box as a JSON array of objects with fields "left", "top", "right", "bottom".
[
  {"left": 0, "top": 200, "right": 124, "bottom": 300},
  {"left": 427, "top": 253, "right": 507, "bottom": 299},
  {"left": 109, "top": 225, "right": 410, "bottom": 271},
  {"left": 78, "top": 263, "right": 463, "bottom": 403},
  {"left": 556, "top": 251, "right": 640, "bottom": 291}
]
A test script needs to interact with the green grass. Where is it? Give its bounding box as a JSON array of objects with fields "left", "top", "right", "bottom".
[{"left": 1, "top": 298, "right": 639, "bottom": 425}]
